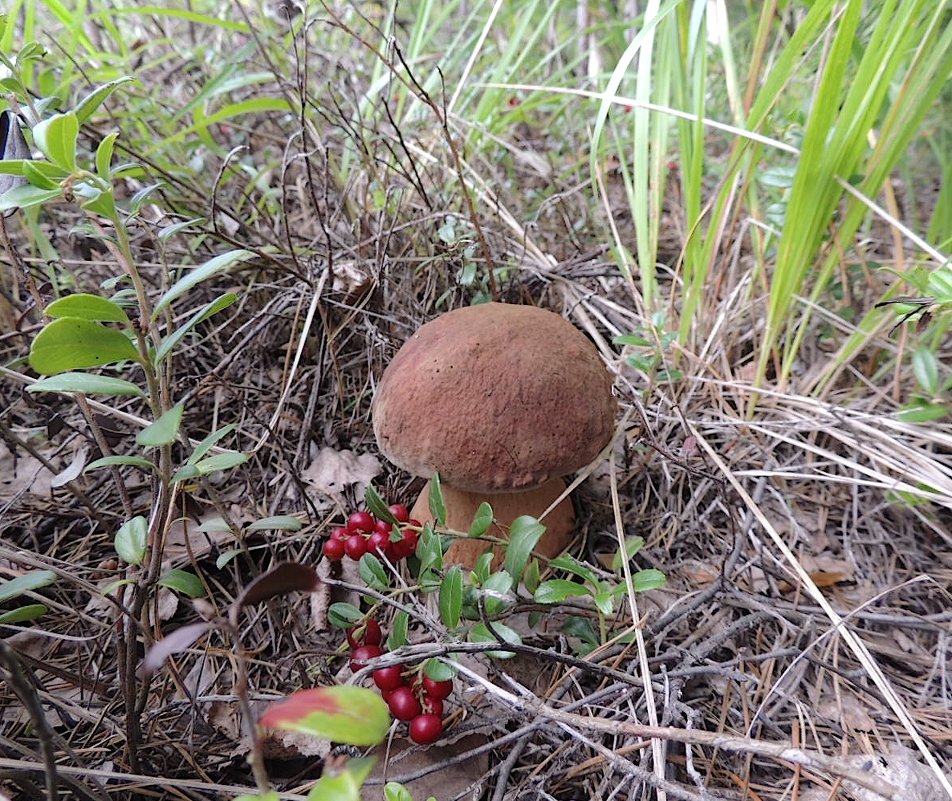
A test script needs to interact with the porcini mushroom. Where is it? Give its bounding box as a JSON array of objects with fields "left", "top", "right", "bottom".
[{"left": 372, "top": 302, "right": 616, "bottom": 569}]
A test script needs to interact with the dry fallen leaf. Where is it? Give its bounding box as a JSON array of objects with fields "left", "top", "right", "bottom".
[
  {"left": 302, "top": 446, "right": 381, "bottom": 502},
  {"left": 842, "top": 747, "right": 950, "bottom": 801}
]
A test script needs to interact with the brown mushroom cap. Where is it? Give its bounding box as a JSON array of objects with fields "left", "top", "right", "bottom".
[{"left": 372, "top": 303, "right": 615, "bottom": 493}]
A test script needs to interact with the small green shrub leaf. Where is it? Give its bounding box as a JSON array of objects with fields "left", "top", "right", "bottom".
[
  {"left": 384, "top": 783, "right": 415, "bottom": 801},
  {"left": 548, "top": 554, "right": 599, "bottom": 585},
  {"left": 534, "top": 579, "right": 592, "bottom": 604},
  {"left": 196, "top": 517, "right": 232, "bottom": 533},
  {"left": 187, "top": 424, "right": 237, "bottom": 464},
  {"left": 0, "top": 184, "right": 63, "bottom": 212},
  {"left": 153, "top": 249, "right": 255, "bottom": 318},
  {"left": 192, "top": 451, "right": 247, "bottom": 475},
  {"left": 422, "top": 658, "right": 456, "bottom": 682},
  {"left": 85, "top": 455, "right": 155, "bottom": 472},
  {"left": 912, "top": 347, "right": 939, "bottom": 396},
  {"left": 154, "top": 292, "right": 239, "bottom": 365},
  {"left": 504, "top": 515, "right": 545, "bottom": 584},
  {"left": 136, "top": 404, "right": 183, "bottom": 448},
  {"left": 247, "top": 516, "right": 302, "bottom": 532},
  {"left": 32, "top": 112, "right": 78, "bottom": 171},
  {"left": 74, "top": 77, "right": 136, "bottom": 123},
  {"left": 364, "top": 484, "right": 397, "bottom": 523},
  {"left": 438, "top": 565, "right": 463, "bottom": 628},
  {"left": 631, "top": 569, "right": 667, "bottom": 592},
  {"left": 259, "top": 685, "right": 390, "bottom": 746},
  {"left": 29, "top": 317, "right": 139, "bottom": 374},
  {"left": 328, "top": 602, "right": 364, "bottom": 628},
  {"left": 0, "top": 603, "right": 48, "bottom": 624},
  {"left": 428, "top": 473, "right": 446, "bottom": 526},
  {"left": 115, "top": 515, "right": 148, "bottom": 565},
  {"left": 468, "top": 502, "right": 493, "bottom": 537},
  {"left": 468, "top": 621, "right": 521, "bottom": 659},
  {"left": 45, "top": 293, "right": 129, "bottom": 323},
  {"left": 358, "top": 554, "right": 390, "bottom": 591},
  {"left": 0, "top": 570, "right": 56, "bottom": 604},
  {"left": 384, "top": 612, "right": 407, "bottom": 651},
  {"left": 27, "top": 373, "right": 144, "bottom": 397},
  {"left": 611, "top": 536, "right": 646, "bottom": 571},
  {"left": 96, "top": 131, "right": 119, "bottom": 178},
  {"left": 417, "top": 523, "right": 443, "bottom": 575},
  {"left": 158, "top": 569, "right": 205, "bottom": 598}
]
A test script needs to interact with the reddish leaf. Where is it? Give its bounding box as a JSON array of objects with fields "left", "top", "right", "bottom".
[
  {"left": 229, "top": 562, "right": 320, "bottom": 627},
  {"left": 259, "top": 686, "right": 390, "bottom": 746}
]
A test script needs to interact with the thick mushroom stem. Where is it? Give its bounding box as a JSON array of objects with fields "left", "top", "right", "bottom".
[{"left": 409, "top": 477, "right": 575, "bottom": 569}]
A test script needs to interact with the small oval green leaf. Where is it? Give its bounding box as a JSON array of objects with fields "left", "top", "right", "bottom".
[
  {"left": 328, "top": 602, "right": 364, "bottom": 628},
  {"left": 115, "top": 515, "right": 147, "bottom": 565},
  {"left": 0, "top": 603, "right": 48, "bottom": 624},
  {"left": 27, "top": 372, "right": 144, "bottom": 397},
  {"left": 438, "top": 565, "right": 463, "bottom": 629},
  {"left": 631, "top": 568, "right": 666, "bottom": 592},
  {"left": 358, "top": 554, "right": 390, "bottom": 591},
  {"left": 136, "top": 404, "right": 184, "bottom": 448},
  {"left": 504, "top": 515, "right": 545, "bottom": 584},
  {"left": 387, "top": 611, "right": 408, "bottom": 650},
  {"left": 428, "top": 473, "right": 446, "bottom": 526},
  {"left": 29, "top": 317, "right": 139, "bottom": 374},
  {"left": 468, "top": 502, "right": 494, "bottom": 537},
  {"left": 0, "top": 570, "right": 56, "bottom": 604},
  {"left": 45, "top": 293, "right": 129, "bottom": 323},
  {"left": 153, "top": 249, "right": 255, "bottom": 318},
  {"left": 32, "top": 112, "right": 78, "bottom": 171},
  {"left": 85, "top": 455, "right": 155, "bottom": 472},
  {"left": 157, "top": 569, "right": 205, "bottom": 598},
  {"left": 259, "top": 685, "right": 391, "bottom": 747},
  {"left": 247, "top": 516, "right": 302, "bottom": 532}
]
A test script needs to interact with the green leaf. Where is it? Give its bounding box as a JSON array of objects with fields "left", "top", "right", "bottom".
[
  {"left": 32, "top": 112, "right": 78, "bottom": 171},
  {"left": 387, "top": 611, "right": 408, "bottom": 650},
  {"left": 157, "top": 569, "right": 205, "bottom": 598},
  {"left": 234, "top": 793, "right": 280, "bottom": 801},
  {"left": 96, "top": 131, "right": 119, "bottom": 178},
  {"left": 631, "top": 569, "right": 666, "bottom": 592},
  {"left": 187, "top": 424, "right": 237, "bottom": 465},
  {"left": 22, "top": 161, "right": 62, "bottom": 189},
  {"left": 912, "top": 347, "right": 939, "bottom": 396},
  {"left": 428, "top": 473, "right": 446, "bottom": 526},
  {"left": 468, "top": 502, "right": 494, "bottom": 537},
  {"left": 307, "top": 769, "right": 363, "bottom": 801},
  {"left": 247, "top": 516, "right": 302, "bottom": 532},
  {"left": 27, "top": 373, "right": 144, "bottom": 397},
  {"left": 422, "top": 658, "right": 456, "bottom": 682},
  {"left": 0, "top": 570, "right": 56, "bottom": 604},
  {"left": 136, "top": 404, "right": 183, "bottom": 448},
  {"left": 611, "top": 536, "right": 646, "bottom": 571},
  {"left": 468, "top": 621, "right": 521, "bottom": 659},
  {"left": 79, "top": 186, "right": 117, "bottom": 218},
  {"left": 481, "top": 570, "right": 513, "bottom": 617},
  {"left": 417, "top": 523, "right": 443, "bottom": 575},
  {"left": 384, "top": 783, "right": 414, "bottom": 801},
  {"left": 0, "top": 184, "right": 63, "bottom": 212},
  {"left": 259, "top": 686, "right": 391, "bottom": 747},
  {"left": 534, "top": 579, "right": 592, "bottom": 604},
  {"left": 470, "top": 551, "right": 494, "bottom": 585},
  {"left": 548, "top": 554, "right": 599, "bottom": 585},
  {"left": 503, "top": 515, "right": 545, "bottom": 584},
  {"left": 74, "top": 77, "right": 136, "bottom": 123},
  {"left": 196, "top": 517, "right": 232, "bottom": 533},
  {"left": 215, "top": 549, "right": 242, "bottom": 569},
  {"left": 593, "top": 587, "right": 614, "bottom": 616},
  {"left": 438, "top": 565, "right": 463, "bottom": 629},
  {"left": 897, "top": 401, "right": 949, "bottom": 423},
  {"left": 152, "top": 249, "right": 255, "bottom": 318},
  {"left": 364, "top": 484, "right": 397, "bottom": 523},
  {"left": 115, "top": 516, "right": 147, "bottom": 565},
  {"left": 358, "top": 554, "right": 390, "bottom": 591},
  {"left": 85, "top": 455, "right": 155, "bottom": 472},
  {"left": 45, "top": 293, "right": 129, "bottom": 323},
  {"left": 523, "top": 558, "right": 540, "bottom": 595},
  {"left": 0, "top": 603, "right": 47, "bottom": 624},
  {"left": 29, "top": 317, "right": 139, "bottom": 374},
  {"left": 191, "top": 451, "right": 247, "bottom": 475},
  {"left": 328, "top": 602, "right": 364, "bottom": 628},
  {"left": 155, "top": 292, "right": 238, "bottom": 367}
]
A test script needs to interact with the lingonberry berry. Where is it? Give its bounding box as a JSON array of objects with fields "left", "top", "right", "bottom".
[
  {"left": 373, "top": 519, "right": 393, "bottom": 536},
  {"left": 388, "top": 503, "right": 410, "bottom": 523},
  {"left": 322, "top": 538, "right": 345, "bottom": 561},
  {"left": 350, "top": 644, "right": 383, "bottom": 671},
  {"left": 331, "top": 526, "right": 350, "bottom": 541},
  {"left": 392, "top": 529, "right": 418, "bottom": 559},
  {"left": 373, "top": 666, "right": 405, "bottom": 692},
  {"left": 344, "top": 533, "right": 368, "bottom": 560},
  {"left": 367, "top": 530, "right": 392, "bottom": 559},
  {"left": 422, "top": 676, "right": 453, "bottom": 701},
  {"left": 386, "top": 686, "right": 422, "bottom": 721},
  {"left": 346, "top": 619, "right": 382, "bottom": 649},
  {"left": 421, "top": 696, "right": 443, "bottom": 718},
  {"left": 347, "top": 511, "right": 375, "bottom": 533},
  {"left": 409, "top": 714, "right": 443, "bottom": 744}
]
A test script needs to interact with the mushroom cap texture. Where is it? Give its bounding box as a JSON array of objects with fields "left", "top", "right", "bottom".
[{"left": 372, "top": 302, "right": 616, "bottom": 493}]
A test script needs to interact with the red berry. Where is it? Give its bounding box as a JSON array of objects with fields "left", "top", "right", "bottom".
[
  {"left": 331, "top": 526, "right": 350, "bottom": 541},
  {"left": 346, "top": 619, "right": 383, "bottom": 648},
  {"left": 388, "top": 504, "right": 410, "bottom": 523},
  {"left": 373, "top": 666, "right": 405, "bottom": 692},
  {"left": 323, "top": 538, "right": 345, "bottom": 561},
  {"left": 344, "top": 533, "right": 368, "bottom": 560},
  {"left": 386, "top": 686, "right": 422, "bottom": 721},
  {"left": 367, "top": 530, "right": 392, "bottom": 559},
  {"left": 421, "top": 696, "right": 443, "bottom": 717},
  {"left": 350, "top": 644, "right": 383, "bottom": 670},
  {"left": 363, "top": 619, "right": 382, "bottom": 646},
  {"left": 422, "top": 676, "right": 453, "bottom": 701},
  {"left": 392, "top": 529, "right": 418, "bottom": 559},
  {"left": 409, "top": 714, "right": 443, "bottom": 744},
  {"left": 347, "top": 511, "right": 375, "bottom": 533},
  {"left": 374, "top": 519, "right": 393, "bottom": 536}
]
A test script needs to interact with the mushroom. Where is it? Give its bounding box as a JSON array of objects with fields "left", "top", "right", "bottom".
[{"left": 372, "top": 302, "right": 616, "bottom": 569}]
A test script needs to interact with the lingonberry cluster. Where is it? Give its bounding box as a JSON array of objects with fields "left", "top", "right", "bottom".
[
  {"left": 347, "top": 620, "right": 452, "bottom": 745},
  {"left": 322, "top": 504, "right": 421, "bottom": 563}
]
